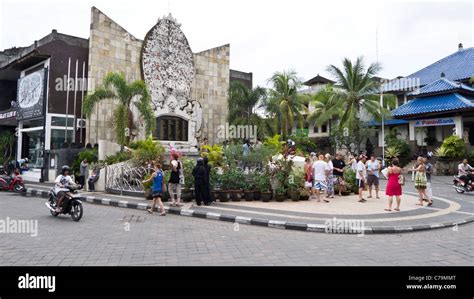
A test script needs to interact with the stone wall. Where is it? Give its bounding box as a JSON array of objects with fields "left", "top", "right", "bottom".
[
  {"left": 86, "top": 7, "right": 143, "bottom": 145},
  {"left": 193, "top": 45, "right": 230, "bottom": 145},
  {"left": 86, "top": 7, "right": 230, "bottom": 151}
]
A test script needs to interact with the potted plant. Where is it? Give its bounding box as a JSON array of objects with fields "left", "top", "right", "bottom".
[
  {"left": 181, "top": 158, "right": 195, "bottom": 202},
  {"left": 243, "top": 181, "right": 255, "bottom": 201},
  {"left": 255, "top": 174, "right": 272, "bottom": 202},
  {"left": 275, "top": 186, "right": 287, "bottom": 202},
  {"left": 299, "top": 187, "right": 311, "bottom": 201},
  {"left": 288, "top": 168, "right": 303, "bottom": 201}
]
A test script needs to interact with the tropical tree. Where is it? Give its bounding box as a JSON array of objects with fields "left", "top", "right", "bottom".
[
  {"left": 262, "top": 70, "right": 308, "bottom": 138},
  {"left": 0, "top": 130, "right": 15, "bottom": 166},
  {"left": 227, "top": 81, "right": 267, "bottom": 138},
  {"left": 309, "top": 57, "right": 395, "bottom": 152},
  {"left": 83, "top": 72, "right": 155, "bottom": 152}
]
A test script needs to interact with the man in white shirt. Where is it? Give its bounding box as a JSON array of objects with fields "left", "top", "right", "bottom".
[
  {"left": 312, "top": 154, "right": 330, "bottom": 203},
  {"left": 356, "top": 155, "right": 368, "bottom": 203},
  {"left": 367, "top": 155, "right": 380, "bottom": 199},
  {"left": 458, "top": 159, "right": 474, "bottom": 187}
]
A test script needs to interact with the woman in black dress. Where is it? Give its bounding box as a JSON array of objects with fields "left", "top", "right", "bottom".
[{"left": 192, "top": 158, "right": 209, "bottom": 206}]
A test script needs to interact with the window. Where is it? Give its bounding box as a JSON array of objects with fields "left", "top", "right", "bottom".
[
  {"left": 51, "top": 129, "right": 74, "bottom": 149},
  {"left": 321, "top": 124, "right": 328, "bottom": 133},
  {"left": 155, "top": 116, "right": 188, "bottom": 141},
  {"left": 51, "top": 116, "right": 75, "bottom": 127},
  {"left": 313, "top": 125, "right": 319, "bottom": 133}
]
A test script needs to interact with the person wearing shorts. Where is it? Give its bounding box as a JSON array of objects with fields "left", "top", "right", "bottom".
[
  {"left": 143, "top": 163, "right": 167, "bottom": 216},
  {"left": 311, "top": 154, "right": 330, "bottom": 203},
  {"left": 366, "top": 155, "right": 380, "bottom": 199},
  {"left": 356, "top": 155, "right": 368, "bottom": 203}
]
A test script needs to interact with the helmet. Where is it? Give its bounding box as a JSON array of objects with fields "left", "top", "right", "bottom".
[{"left": 61, "top": 165, "right": 71, "bottom": 175}]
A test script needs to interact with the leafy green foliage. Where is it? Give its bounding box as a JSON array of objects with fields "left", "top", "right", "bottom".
[
  {"left": 384, "top": 127, "right": 410, "bottom": 166},
  {"left": 201, "top": 144, "right": 224, "bottom": 166},
  {"left": 288, "top": 167, "right": 304, "bottom": 191},
  {"left": 130, "top": 137, "right": 165, "bottom": 166},
  {"left": 254, "top": 173, "right": 271, "bottom": 192},
  {"left": 181, "top": 157, "right": 195, "bottom": 190},
  {"left": 220, "top": 167, "right": 245, "bottom": 190},
  {"left": 263, "top": 134, "right": 283, "bottom": 155},
  {"left": 435, "top": 135, "right": 466, "bottom": 160},
  {"left": 0, "top": 130, "right": 15, "bottom": 166},
  {"left": 83, "top": 72, "right": 154, "bottom": 151},
  {"left": 103, "top": 151, "right": 132, "bottom": 165},
  {"left": 287, "top": 135, "right": 317, "bottom": 155},
  {"left": 72, "top": 149, "right": 98, "bottom": 177}
]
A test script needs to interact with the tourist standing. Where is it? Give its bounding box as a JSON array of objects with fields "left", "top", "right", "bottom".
[
  {"left": 367, "top": 155, "right": 380, "bottom": 199},
  {"left": 325, "top": 153, "right": 335, "bottom": 198},
  {"left": 356, "top": 155, "right": 368, "bottom": 203},
  {"left": 78, "top": 159, "right": 88, "bottom": 189},
  {"left": 192, "top": 158, "right": 209, "bottom": 206},
  {"left": 200, "top": 138, "right": 209, "bottom": 154},
  {"left": 332, "top": 152, "right": 346, "bottom": 196},
  {"left": 349, "top": 154, "right": 357, "bottom": 172},
  {"left": 424, "top": 157, "right": 433, "bottom": 204},
  {"left": 385, "top": 158, "right": 402, "bottom": 211},
  {"left": 168, "top": 152, "right": 183, "bottom": 207},
  {"left": 203, "top": 157, "right": 212, "bottom": 204},
  {"left": 143, "top": 163, "right": 167, "bottom": 216},
  {"left": 242, "top": 139, "right": 251, "bottom": 171},
  {"left": 311, "top": 154, "right": 330, "bottom": 203},
  {"left": 304, "top": 157, "right": 313, "bottom": 189},
  {"left": 413, "top": 156, "right": 430, "bottom": 206}
]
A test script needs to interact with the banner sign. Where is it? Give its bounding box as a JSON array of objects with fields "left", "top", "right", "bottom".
[
  {"left": 0, "top": 110, "right": 16, "bottom": 120},
  {"left": 414, "top": 118, "right": 455, "bottom": 127},
  {"left": 16, "top": 68, "right": 47, "bottom": 121}
]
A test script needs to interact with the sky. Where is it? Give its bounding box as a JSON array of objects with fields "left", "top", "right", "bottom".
[{"left": 0, "top": 0, "right": 472, "bottom": 88}]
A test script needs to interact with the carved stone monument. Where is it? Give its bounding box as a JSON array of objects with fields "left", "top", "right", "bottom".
[{"left": 141, "top": 14, "right": 202, "bottom": 152}]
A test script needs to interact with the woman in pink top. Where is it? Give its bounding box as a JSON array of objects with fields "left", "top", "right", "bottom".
[{"left": 385, "top": 158, "right": 402, "bottom": 211}]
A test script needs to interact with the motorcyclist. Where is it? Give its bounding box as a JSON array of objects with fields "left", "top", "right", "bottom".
[
  {"left": 458, "top": 159, "right": 474, "bottom": 189},
  {"left": 284, "top": 139, "right": 296, "bottom": 156},
  {"left": 54, "top": 165, "right": 76, "bottom": 213}
]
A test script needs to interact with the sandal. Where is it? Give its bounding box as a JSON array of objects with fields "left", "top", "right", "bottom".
[
  {"left": 147, "top": 208, "right": 153, "bottom": 214},
  {"left": 394, "top": 208, "right": 400, "bottom": 211},
  {"left": 427, "top": 201, "right": 433, "bottom": 207},
  {"left": 416, "top": 203, "right": 423, "bottom": 206},
  {"left": 159, "top": 210, "right": 166, "bottom": 216},
  {"left": 384, "top": 209, "right": 391, "bottom": 211},
  {"left": 323, "top": 199, "right": 330, "bottom": 203}
]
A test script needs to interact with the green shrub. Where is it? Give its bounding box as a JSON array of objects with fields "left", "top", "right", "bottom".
[
  {"left": 181, "top": 157, "right": 195, "bottom": 190},
  {"left": 436, "top": 135, "right": 465, "bottom": 159},
  {"left": 103, "top": 151, "right": 132, "bottom": 165},
  {"left": 220, "top": 166, "right": 245, "bottom": 190},
  {"left": 254, "top": 173, "right": 271, "bottom": 192},
  {"left": 263, "top": 134, "right": 283, "bottom": 155},
  {"left": 131, "top": 137, "right": 165, "bottom": 166},
  {"left": 201, "top": 144, "right": 224, "bottom": 166},
  {"left": 72, "top": 149, "right": 98, "bottom": 177}
]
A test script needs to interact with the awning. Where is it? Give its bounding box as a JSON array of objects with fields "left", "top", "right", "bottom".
[
  {"left": 366, "top": 119, "right": 408, "bottom": 126},
  {"left": 392, "top": 93, "right": 474, "bottom": 118}
]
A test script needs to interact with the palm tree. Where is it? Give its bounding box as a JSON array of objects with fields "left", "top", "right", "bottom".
[
  {"left": 0, "top": 131, "right": 15, "bottom": 167},
  {"left": 309, "top": 57, "right": 394, "bottom": 151},
  {"left": 227, "top": 81, "right": 266, "bottom": 129},
  {"left": 263, "top": 70, "right": 308, "bottom": 138},
  {"left": 83, "top": 72, "right": 155, "bottom": 152}
]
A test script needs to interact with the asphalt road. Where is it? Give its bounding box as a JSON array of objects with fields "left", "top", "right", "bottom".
[{"left": 0, "top": 192, "right": 472, "bottom": 266}]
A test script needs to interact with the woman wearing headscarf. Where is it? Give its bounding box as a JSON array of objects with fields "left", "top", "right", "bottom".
[
  {"left": 203, "top": 157, "right": 212, "bottom": 204},
  {"left": 192, "top": 158, "right": 208, "bottom": 206}
]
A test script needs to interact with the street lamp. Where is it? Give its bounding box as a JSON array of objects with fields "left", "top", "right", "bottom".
[{"left": 380, "top": 82, "right": 385, "bottom": 168}]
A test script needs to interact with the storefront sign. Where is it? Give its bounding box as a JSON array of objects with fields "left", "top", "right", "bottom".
[
  {"left": 0, "top": 110, "right": 16, "bottom": 120},
  {"left": 16, "top": 68, "right": 47, "bottom": 121},
  {"left": 414, "top": 118, "right": 455, "bottom": 127}
]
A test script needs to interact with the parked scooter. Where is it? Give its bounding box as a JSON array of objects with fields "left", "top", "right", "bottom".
[{"left": 0, "top": 170, "right": 26, "bottom": 192}]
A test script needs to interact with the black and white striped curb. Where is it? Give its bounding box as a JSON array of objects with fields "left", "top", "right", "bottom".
[{"left": 21, "top": 188, "right": 474, "bottom": 234}]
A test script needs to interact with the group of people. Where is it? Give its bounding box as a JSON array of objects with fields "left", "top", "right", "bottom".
[
  {"left": 304, "top": 152, "right": 347, "bottom": 202},
  {"left": 143, "top": 152, "right": 213, "bottom": 216},
  {"left": 303, "top": 151, "right": 436, "bottom": 212}
]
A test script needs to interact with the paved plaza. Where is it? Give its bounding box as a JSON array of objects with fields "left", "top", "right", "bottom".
[{"left": 0, "top": 176, "right": 473, "bottom": 266}]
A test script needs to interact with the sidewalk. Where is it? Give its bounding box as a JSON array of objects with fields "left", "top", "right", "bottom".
[{"left": 22, "top": 177, "right": 474, "bottom": 234}]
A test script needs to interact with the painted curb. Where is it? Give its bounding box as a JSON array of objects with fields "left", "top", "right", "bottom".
[{"left": 21, "top": 188, "right": 474, "bottom": 234}]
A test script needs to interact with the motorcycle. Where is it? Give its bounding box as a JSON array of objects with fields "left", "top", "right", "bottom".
[
  {"left": 0, "top": 171, "right": 26, "bottom": 192},
  {"left": 45, "top": 184, "right": 83, "bottom": 221},
  {"left": 453, "top": 175, "right": 474, "bottom": 194}
]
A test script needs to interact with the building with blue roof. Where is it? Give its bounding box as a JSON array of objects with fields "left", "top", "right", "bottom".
[{"left": 383, "top": 43, "right": 474, "bottom": 155}]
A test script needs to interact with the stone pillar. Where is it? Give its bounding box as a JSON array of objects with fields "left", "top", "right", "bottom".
[
  {"left": 454, "top": 116, "right": 463, "bottom": 139},
  {"left": 409, "top": 120, "right": 416, "bottom": 141}
]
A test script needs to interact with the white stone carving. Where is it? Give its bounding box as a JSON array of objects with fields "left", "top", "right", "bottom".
[{"left": 142, "top": 14, "right": 202, "bottom": 149}]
